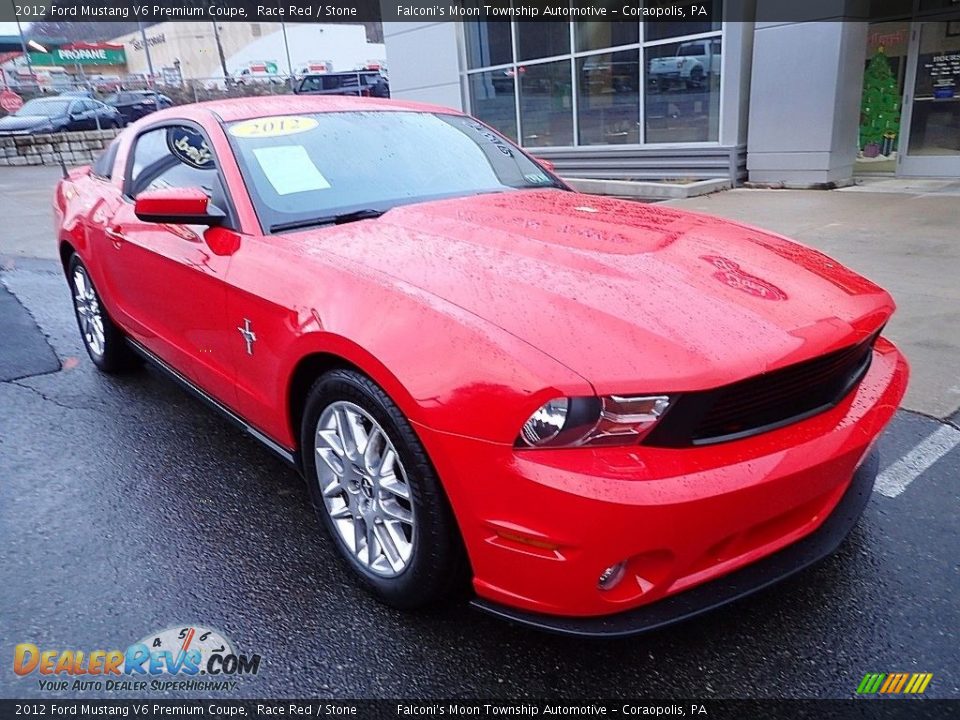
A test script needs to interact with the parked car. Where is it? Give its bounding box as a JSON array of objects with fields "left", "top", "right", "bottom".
[
  {"left": 53, "top": 96, "right": 907, "bottom": 635},
  {"left": 104, "top": 90, "right": 173, "bottom": 124},
  {"left": 0, "top": 96, "right": 121, "bottom": 135},
  {"left": 294, "top": 71, "right": 389, "bottom": 98},
  {"left": 58, "top": 89, "right": 97, "bottom": 98},
  {"left": 648, "top": 38, "right": 722, "bottom": 90}
]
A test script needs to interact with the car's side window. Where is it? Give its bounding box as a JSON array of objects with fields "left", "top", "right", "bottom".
[
  {"left": 91, "top": 139, "right": 120, "bottom": 181},
  {"left": 127, "top": 124, "right": 232, "bottom": 226},
  {"left": 301, "top": 76, "right": 322, "bottom": 92}
]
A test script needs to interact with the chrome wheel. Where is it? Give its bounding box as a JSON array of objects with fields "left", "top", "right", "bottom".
[
  {"left": 314, "top": 401, "right": 415, "bottom": 577},
  {"left": 72, "top": 265, "right": 105, "bottom": 357}
]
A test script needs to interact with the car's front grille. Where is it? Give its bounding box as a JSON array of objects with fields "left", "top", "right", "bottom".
[{"left": 644, "top": 333, "right": 878, "bottom": 447}]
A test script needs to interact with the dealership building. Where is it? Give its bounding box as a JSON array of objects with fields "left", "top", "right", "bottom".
[{"left": 382, "top": 2, "right": 960, "bottom": 185}]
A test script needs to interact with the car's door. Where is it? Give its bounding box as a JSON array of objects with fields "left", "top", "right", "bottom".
[
  {"left": 64, "top": 100, "right": 84, "bottom": 131},
  {"left": 103, "top": 122, "right": 237, "bottom": 390}
]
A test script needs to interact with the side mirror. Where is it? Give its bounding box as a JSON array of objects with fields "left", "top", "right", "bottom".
[
  {"left": 536, "top": 157, "right": 556, "bottom": 172},
  {"left": 134, "top": 187, "right": 225, "bottom": 226}
]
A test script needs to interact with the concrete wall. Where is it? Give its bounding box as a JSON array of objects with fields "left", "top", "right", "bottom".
[
  {"left": 0, "top": 129, "right": 119, "bottom": 168},
  {"left": 747, "top": 9, "right": 868, "bottom": 186},
  {"left": 381, "top": 21, "right": 463, "bottom": 110}
]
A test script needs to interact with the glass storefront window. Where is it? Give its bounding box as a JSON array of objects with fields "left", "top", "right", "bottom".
[
  {"left": 464, "top": 22, "right": 513, "bottom": 69},
  {"left": 645, "top": 38, "right": 722, "bottom": 143},
  {"left": 468, "top": 70, "right": 518, "bottom": 141},
  {"left": 517, "top": 22, "right": 570, "bottom": 61},
  {"left": 518, "top": 60, "right": 574, "bottom": 147},
  {"left": 575, "top": 21, "right": 639, "bottom": 52},
  {"left": 577, "top": 50, "right": 640, "bottom": 145},
  {"left": 644, "top": 1, "right": 722, "bottom": 42},
  {"left": 464, "top": 22, "right": 724, "bottom": 149}
]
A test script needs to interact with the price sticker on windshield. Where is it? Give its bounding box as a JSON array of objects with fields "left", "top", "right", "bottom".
[{"left": 229, "top": 115, "right": 318, "bottom": 138}]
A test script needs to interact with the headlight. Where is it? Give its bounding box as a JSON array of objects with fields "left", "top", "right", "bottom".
[
  {"left": 520, "top": 397, "right": 569, "bottom": 446},
  {"left": 516, "top": 395, "right": 673, "bottom": 448}
]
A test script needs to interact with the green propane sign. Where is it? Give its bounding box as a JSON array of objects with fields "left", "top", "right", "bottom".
[{"left": 29, "top": 47, "right": 126, "bottom": 66}]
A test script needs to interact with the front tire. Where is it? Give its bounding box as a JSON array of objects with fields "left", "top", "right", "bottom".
[
  {"left": 68, "top": 254, "right": 138, "bottom": 373},
  {"left": 301, "top": 369, "right": 466, "bottom": 609}
]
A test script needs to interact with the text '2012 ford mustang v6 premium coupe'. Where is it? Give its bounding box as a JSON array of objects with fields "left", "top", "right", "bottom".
[{"left": 53, "top": 96, "right": 908, "bottom": 637}]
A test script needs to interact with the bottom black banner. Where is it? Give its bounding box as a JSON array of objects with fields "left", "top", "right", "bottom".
[{"left": 0, "top": 700, "right": 956, "bottom": 720}]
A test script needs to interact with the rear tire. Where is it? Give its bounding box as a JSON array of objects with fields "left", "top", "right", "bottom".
[
  {"left": 301, "top": 369, "right": 467, "bottom": 609},
  {"left": 67, "top": 254, "right": 138, "bottom": 373}
]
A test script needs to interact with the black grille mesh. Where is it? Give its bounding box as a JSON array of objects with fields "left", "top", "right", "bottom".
[{"left": 644, "top": 334, "right": 877, "bottom": 447}]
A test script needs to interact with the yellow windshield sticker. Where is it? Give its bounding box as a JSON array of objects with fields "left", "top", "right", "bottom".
[{"left": 228, "top": 116, "right": 318, "bottom": 138}]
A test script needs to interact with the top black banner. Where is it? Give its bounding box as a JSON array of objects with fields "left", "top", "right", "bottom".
[{"left": 2, "top": 0, "right": 957, "bottom": 24}]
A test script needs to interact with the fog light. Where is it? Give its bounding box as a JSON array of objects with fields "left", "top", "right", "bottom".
[{"left": 598, "top": 561, "right": 627, "bottom": 591}]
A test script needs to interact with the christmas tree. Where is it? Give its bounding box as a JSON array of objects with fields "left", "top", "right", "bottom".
[{"left": 859, "top": 48, "right": 900, "bottom": 153}]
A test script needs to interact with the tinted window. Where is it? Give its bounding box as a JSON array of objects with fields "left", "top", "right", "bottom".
[
  {"left": 128, "top": 125, "right": 229, "bottom": 214},
  {"left": 225, "top": 111, "right": 564, "bottom": 232},
  {"left": 300, "top": 76, "right": 323, "bottom": 92},
  {"left": 17, "top": 99, "right": 71, "bottom": 117},
  {"left": 92, "top": 139, "right": 119, "bottom": 180}
]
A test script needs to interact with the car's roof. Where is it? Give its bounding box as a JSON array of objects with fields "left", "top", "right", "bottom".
[{"left": 192, "top": 95, "right": 458, "bottom": 123}]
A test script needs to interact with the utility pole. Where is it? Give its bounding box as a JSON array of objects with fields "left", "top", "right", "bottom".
[
  {"left": 211, "top": 21, "right": 229, "bottom": 85},
  {"left": 138, "top": 22, "right": 155, "bottom": 87},
  {"left": 281, "top": 20, "right": 294, "bottom": 90},
  {"left": 14, "top": 16, "right": 36, "bottom": 93}
]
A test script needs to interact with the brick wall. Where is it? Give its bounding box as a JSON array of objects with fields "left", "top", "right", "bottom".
[{"left": 0, "top": 129, "right": 120, "bottom": 168}]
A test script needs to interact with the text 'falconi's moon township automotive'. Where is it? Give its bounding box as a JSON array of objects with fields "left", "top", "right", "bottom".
[{"left": 53, "top": 95, "right": 908, "bottom": 637}]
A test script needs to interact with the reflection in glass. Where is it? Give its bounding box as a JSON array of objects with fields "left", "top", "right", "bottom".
[
  {"left": 519, "top": 60, "right": 574, "bottom": 147},
  {"left": 577, "top": 50, "right": 640, "bottom": 145},
  {"left": 468, "top": 70, "right": 518, "bottom": 141},
  {"left": 906, "top": 22, "right": 960, "bottom": 157},
  {"left": 645, "top": 38, "right": 721, "bottom": 143},
  {"left": 464, "top": 22, "right": 513, "bottom": 69},
  {"left": 575, "top": 21, "right": 639, "bottom": 52},
  {"left": 517, "top": 21, "right": 570, "bottom": 61}
]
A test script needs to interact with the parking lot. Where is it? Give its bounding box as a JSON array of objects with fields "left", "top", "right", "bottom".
[{"left": 1, "top": 167, "right": 957, "bottom": 699}]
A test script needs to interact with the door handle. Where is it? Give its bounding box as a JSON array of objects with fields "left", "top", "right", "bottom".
[{"left": 105, "top": 226, "right": 125, "bottom": 248}]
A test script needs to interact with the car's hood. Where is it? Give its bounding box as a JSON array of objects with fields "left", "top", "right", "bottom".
[
  {"left": 309, "top": 190, "right": 893, "bottom": 393},
  {"left": 0, "top": 114, "right": 55, "bottom": 130}
]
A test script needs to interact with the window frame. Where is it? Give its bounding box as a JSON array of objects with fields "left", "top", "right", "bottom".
[
  {"left": 121, "top": 118, "right": 239, "bottom": 230},
  {"left": 461, "top": 20, "right": 726, "bottom": 149}
]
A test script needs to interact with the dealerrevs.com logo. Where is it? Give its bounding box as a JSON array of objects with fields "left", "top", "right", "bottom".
[{"left": 14, "top": 626, "right": 262, "bottom": 693}]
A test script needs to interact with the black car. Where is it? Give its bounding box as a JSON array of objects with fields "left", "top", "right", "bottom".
[
  {"left": 294, "top": 71, "right": 389, "bottom": 98},
  {"left": 104, "top": 90, "right": 173, "bottom": 124},
  {"left": 0, "top": 97, "right": 122, "bottom": 135}
]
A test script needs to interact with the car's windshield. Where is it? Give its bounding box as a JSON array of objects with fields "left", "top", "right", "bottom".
[
  {"left": 17, "top": 99, "right": 71, "bottom": 117},
  {"left": 226, "top": 111, "right": 564, "bottom": 232}
]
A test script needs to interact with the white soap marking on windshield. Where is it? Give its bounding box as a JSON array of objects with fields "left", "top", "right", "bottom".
[{"left": 252, "top": 145, "right": 331, "bottom": 196}]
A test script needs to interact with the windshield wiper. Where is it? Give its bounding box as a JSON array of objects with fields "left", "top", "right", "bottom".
[{"left": 270, "top": 208, "right": 385, "bottom": 233}]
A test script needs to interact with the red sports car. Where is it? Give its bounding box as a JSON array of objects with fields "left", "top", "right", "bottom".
[{"left": 54, "top": 97, "right": 908, "bottom": 636}]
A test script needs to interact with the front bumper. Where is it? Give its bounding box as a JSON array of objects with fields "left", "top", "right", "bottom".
[
  {"left": 471, "top": 449, "right": 878, "bottom": 637},
  {"left": 416, "top": 339, "right": 907, "bottom": 632}
]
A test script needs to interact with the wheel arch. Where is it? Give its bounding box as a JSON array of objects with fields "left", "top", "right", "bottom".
[
  {"left": 59, "top": 239, "right": 77, "bottom": 275},
  {"left": 285, "top": 337, "right": 424, "bottom": 459}
]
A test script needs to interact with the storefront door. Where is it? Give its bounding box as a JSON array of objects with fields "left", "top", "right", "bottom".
[{"left": 898, "top": 19, "right": 960, "bottom": 176}]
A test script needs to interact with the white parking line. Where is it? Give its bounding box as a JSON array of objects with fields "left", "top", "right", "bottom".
[{"left": 875, "top": 424, "right": 960, "bottom": 498}]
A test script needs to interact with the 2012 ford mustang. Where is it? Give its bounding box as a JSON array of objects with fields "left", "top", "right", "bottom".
[{"left": 53, "top": 96, "right": 908, "bottom": 636}]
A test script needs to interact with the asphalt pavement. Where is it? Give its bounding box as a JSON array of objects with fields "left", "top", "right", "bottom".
[{"left": 0, "top": 167, "right": 957, "bottom": 702}]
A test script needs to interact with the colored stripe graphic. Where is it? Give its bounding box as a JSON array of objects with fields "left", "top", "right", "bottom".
[
  {"left": 857, "top": 672, "right": 932, "bottom": 694},
  {"left": 857, "top": 673, "right": 886, "bottom": 694}
]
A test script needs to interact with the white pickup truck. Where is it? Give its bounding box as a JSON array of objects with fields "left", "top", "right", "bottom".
[{"left": 648, "top": 39, "right": 721, "bottom": 90}]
